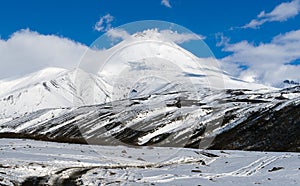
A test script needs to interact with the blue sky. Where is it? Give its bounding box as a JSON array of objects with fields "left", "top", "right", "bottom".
[
  {"left": 0, "top": 0, "right": 300, "bottom": 86},
  {"left": 0, "top": 0, "right": 294, "bottom": 56}
]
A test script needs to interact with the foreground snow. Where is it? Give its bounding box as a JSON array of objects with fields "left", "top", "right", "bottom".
[{"left": 0, "top": 138, "right": 298, "bottom": 185}]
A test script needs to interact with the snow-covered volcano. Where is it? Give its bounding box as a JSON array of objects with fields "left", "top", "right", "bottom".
[
  {"left": 77, "top": 29, "right": 269, "bottom": 103},
  {"left": 0, "top": 29, "right": 270, "bottom": 120}
]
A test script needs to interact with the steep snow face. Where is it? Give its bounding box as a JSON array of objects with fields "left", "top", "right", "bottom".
[
  {"left": 0, "top": 68, "right": 70, "bottom": 119},
  {"left": 0, "top": 68, "right": 110, "bottom": 119},
  {"left": 0, "top": 67, "right": 66, "bottom": 95}
]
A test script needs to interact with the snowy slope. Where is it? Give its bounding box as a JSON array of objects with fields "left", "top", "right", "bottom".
[{"left": 0, "top": 68, "right": 111, "bottom": 120}]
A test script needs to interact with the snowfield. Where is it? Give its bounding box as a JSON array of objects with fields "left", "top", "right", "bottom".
[{"left": 0, "top": 138, "right": 299, "bottom": 185}]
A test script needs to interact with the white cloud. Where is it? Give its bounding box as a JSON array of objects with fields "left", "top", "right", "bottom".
[
  {"left": 243, "top": 19, "right": 267, "bottom": 29},
  {"left": 0, "top": 29, "right": 87, "bottom": 79},
  {"left": 161, "top": 0, "right": 172, "bottom": 8},
  {"left": 220, "top": 29, "right": 300, "bottom": 87},
  {"left": 106, "top": 28, "right": 204, "bottom": 44},
  {"left": 107, "top": 28, "right": 130, "bottom": 40},
  {"left": 243, "top": 0, "right": 300, "bottom": 29},
  {"left": 160, "top": 30, "right": 205, "bottom": 44},
  {"left": 215, "top": 32, "right": 230, "bottom": 47},
  {"left": 94, "top": 14, "right": 114, "bottom": 32}
]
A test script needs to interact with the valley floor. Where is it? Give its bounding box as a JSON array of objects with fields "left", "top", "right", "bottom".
[{"left": 0, "top": 138, "right": 299, "bottom": 185}]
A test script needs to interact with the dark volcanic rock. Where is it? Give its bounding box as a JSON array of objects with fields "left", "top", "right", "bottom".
[
  {"left": 0, "top": 87, "right": 300, "bottom": 152},
  {"left": 208, "top": 101, "right": 300, "bottom": 152}
]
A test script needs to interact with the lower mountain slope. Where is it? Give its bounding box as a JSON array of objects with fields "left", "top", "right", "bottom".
[{"left": 1, "top": 86, "right": 299, "bottom": 152}]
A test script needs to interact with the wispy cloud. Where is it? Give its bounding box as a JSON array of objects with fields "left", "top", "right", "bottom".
[
  {"left": 159, "top": 30, "right": 205, "bottom": 44},
  {"left": 161, "top": 0, "right": 172, "bottom": 8},
  {"left": 220, "top": 29, "right": 300, "bottom": 87},
  {"left": 215, "top": 32, "right": 230, "bottom": 47},
  {"left": 243, "top": 0, "right": 300, "bottom": 29},
  {"left": 107, "top": 28, "right": 130, "bottom": 40},
  {"left": 94, "top": 14, "right": 114, "bottom": 32}
]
